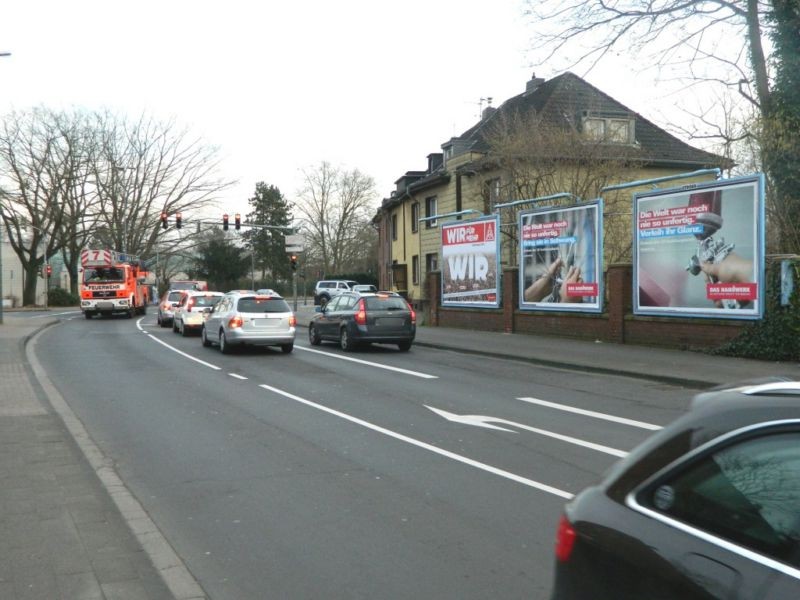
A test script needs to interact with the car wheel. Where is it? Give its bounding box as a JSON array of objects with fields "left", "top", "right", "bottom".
[
  {"left": 127, "top": 306, "right": 135, "bottom": 318},
  {"left": 201, "top": 326, "right": 212, "bottom": 347},
  {"left": 320, "top": 295, "right": 330, "bottom": 309},
  {"left": 308, "top": 325, "right": 321, "bottom": 346},
  {"left": 157, "top": 314, "right": 162, "bottom": 326},
  {"left": 281, "top": 343, "right": 294, "bottom": 354},
  {"left": 181, "top": 321, "right": 190, "bottom": 337},
  {"left": 219, "top": 330, "right": 231, "bottom": 354},
  {"left": 84, "top": 311, "right": 93, "bottom": 320},
  {"left": 173, "top": 320, "right": 179, "bottom": 333},
  {"left": 398, "top": 341, "right": 412, "bottom": 352},
  {"left": 340, "top": 327, "right": 355, "bottom": 352}
]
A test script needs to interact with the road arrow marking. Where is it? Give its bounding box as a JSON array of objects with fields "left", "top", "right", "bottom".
[
  {"left": 259, "top": 384, "right": 573, "bottom": 499},
  {"left": 426, "top": 405, "right": 628, "bottom": 458}
]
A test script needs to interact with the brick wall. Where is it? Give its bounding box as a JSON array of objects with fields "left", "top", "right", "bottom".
[{"left": 426, "top": 265, "right": 750, "bottom": 351}]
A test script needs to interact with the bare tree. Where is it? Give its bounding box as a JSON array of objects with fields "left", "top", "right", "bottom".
[
  {"left": 481, "top": 108, "right": 645, "bottom": 264},
  {"left": 88, "top": 110, "right": 234, "bottom": 261},
  {"left": 0, "top": 107, "right": 235, "bottom": 305},
  {"left": 0, "top": 108, "right": 74, "bottom": 304},
  {"left": 294, "top": 162, "right": 378, "bottom": 276},
  {"left": 522, "top": 0, "right": 800, "bottom": 253}
]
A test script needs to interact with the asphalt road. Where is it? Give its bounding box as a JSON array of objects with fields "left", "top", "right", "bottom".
[{"left": 32, "top": 310, "right": 692, "bottom": 599}]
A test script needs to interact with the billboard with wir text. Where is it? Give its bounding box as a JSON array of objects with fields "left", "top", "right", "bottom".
[
  {"left": 633, "top": 174, "right": 764, "bottom": 319},
  {"left": 441, "top": 215, "right": 501, "bottom": 308}
]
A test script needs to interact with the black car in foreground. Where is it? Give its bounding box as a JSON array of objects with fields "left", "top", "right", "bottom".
[
  {"left": 308, "top": 290, "right": 416, "bottom": 351},
  {"left": 551, "top": 378, "right": 800, "bottom": 600}
]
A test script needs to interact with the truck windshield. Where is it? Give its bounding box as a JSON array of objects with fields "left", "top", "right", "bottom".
[{"left": 84, "top": 267, "right": 125, "bottom": 283}]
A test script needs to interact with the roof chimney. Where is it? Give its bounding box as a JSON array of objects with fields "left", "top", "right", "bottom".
[{"left": 525, "top": 73, "right": 545, "bottom": 95}]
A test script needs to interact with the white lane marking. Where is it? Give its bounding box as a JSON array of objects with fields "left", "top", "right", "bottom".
[
  {"left": 229, "top": 373, "right": 248, "bottom": 380},
  {"left": 137, "top": 319, "right": 222, "bottom": 370},
  {"left": 427, "top": 406, "right": 628, "bottom": 458},
  {"left": 518, "top": 397, "right": 662, "bottom": 431},
  {"left": 259, "top": 383, "right": 573, "bottom": 499},
  {"left": 295, "top": 346, "right": 438, "bottom": 379}
]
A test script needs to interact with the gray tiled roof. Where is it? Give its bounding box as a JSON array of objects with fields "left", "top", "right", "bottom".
[{"left": 455, "top": 72, "right": 727, "bottom": 168}]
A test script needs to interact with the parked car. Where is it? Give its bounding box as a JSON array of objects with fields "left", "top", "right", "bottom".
[
  {"left": 171, "top": 291, "right": 224, "bottom": 336},
  {"left": 157, "top": 289, "right": 185, "bottom": 327},
  {"left": 308, "top": 290, "right": 416, "bottom": 351},
  {"left": 550, "top": 377, "right": 800, "bottom": 600},
  {"left": 201, "top": 290, "right": 296, "bottom": 354},
  {"left": 313, "top": 280, "right": 359, "bottom": 306}
]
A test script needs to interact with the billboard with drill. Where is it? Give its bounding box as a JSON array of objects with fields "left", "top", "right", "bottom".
[
  {"left": 441, "top": 215, "right": 501, "bottom": 308},
  {"left": 519, "top": 201, "right": 603, "bottom": 312},
  {"left": 633, "top": 174, "right": 764, "bottom": 319}
]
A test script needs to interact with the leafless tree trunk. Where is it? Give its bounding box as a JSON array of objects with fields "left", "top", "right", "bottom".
[{"left": 294, "top": 161, "right": 378, "bottom": 276}]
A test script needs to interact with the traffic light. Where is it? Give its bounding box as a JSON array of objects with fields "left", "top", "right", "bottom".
[
  {"left": 161, "top": 213, "right": 168, "bottom": 229},
  {"left": 45, "top": 264, "right": 52, "bottom": 277},
  {"left": 235, "top": 213, "right": 241, "bottom": 231},
  {"left": 175, "top": 213, "right": 182, "bottom": 229},
  {"left": 290, "top": 254, "right": 298, "bottom": 271},
  {"left": 223, "top": 214, "right": 229, "bottom": 231}
]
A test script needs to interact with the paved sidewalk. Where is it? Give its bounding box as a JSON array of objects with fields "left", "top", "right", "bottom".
[
  {"left": 0, "top": 318, "right": 181, "bottom": 600},
  {"left": 293, "top": 303, "right": 800, "bottom": 388}
]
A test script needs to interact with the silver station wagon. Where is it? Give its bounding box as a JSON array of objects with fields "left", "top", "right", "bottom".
[{"left": 201, "top": 291, "right": 296, "bottom": 354}]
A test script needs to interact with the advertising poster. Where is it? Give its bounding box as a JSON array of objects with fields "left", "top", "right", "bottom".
[
  {"left": 441, "top": 216, "right": 501, "bottom": 308},
  {"left": 519, "top": 202, "right": 602, "bottom": 312},
  {"left": 634, "top": 175, "right": 764, "bottom": 319}
]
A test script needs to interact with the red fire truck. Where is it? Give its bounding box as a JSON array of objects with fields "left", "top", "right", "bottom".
[{"left": 79, "top": 249, "right": 150, "bottom": 319}]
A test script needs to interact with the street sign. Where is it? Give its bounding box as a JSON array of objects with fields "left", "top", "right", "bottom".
[{"left": 285, "top": 234, "right": 305, "bottom": 252}]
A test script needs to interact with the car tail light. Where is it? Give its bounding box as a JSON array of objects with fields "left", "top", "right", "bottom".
[
  {"left": 187, "top": 298, "right": 195, "bottom": 312},
  {"left": 354, "top": 299, "right": 367, "bottom": 325},
  {"left": 289, "top": 315, "right": 297, "bottom": 327},
  {"left": 406, "top": 301, "right": 416, "bottom": 325},
  {"left": 228, "top": 314, "right": 244, "bottom": 329},
  {"left": 555, "top": 514, "right": 576, "bottom": 562}
]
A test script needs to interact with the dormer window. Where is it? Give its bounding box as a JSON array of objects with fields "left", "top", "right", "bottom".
[{"left": 582, "top": 112, "right": 634, "bottom": 144}]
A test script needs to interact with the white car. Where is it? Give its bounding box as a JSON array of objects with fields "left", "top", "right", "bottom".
[
  {"left": 202, "top": 291, "right": 296, "bottom": 354},
  {"left": 172, "top": 291, "right": 224, "bottom": 336}
]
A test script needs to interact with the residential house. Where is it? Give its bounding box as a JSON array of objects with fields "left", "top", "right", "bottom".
[{"left": 374, "top": 72, "right": 726, "bottom": 314}]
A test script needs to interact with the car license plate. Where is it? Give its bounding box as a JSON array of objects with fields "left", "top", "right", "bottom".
[
  {"left": 376, "top": 317, "right": 403, "bottom": 327},
  {"left": 252, "top": 318, "right": 280, "bottom": 328}
]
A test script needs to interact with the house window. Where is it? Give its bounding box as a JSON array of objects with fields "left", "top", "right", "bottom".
[
  {"left": 425, "top": 196, "right": 437, "bottom": 229},
  {"left": 412, "top": 255, "right": 419, "bottom": 285},
  {"left": 485, "top": 178, "right": 501, "bottom": 212},
  {"left": 411, "top": 202, "right": 419, "bottom": 233},
  {"left": 391, "top": 213, "right": 398, "bottom": 241},
  {"left": 425, "top": 253, "right": 438, "bottom": 273},
  {"left": 583, "top": 114, "right": 634, "bottom": 144}
]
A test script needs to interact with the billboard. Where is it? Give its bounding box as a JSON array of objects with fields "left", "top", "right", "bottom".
[
  {"left": 633, "top": 174, "right": 764, "bottom": 319},
  {"left": 519, "top": 201, "right": 603, "bottom": 312},
  {"left": 441, "top": 216, "right": 501, "bottom": 308}
]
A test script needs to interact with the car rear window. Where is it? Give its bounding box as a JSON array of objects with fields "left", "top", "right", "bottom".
[
  {"left": 364, "top": 296, "right": 408, "bottom": 311},
  {"left": 168, "top": 291, "right": 183, "bottom": 302},
  {"left": 192, "top": 295, "right": 221, "bottom": 307},
  {"left": 237, "top": 297, "right": 291, "bottom": 313}
]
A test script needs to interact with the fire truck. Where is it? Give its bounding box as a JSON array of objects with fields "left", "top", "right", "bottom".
[{"left": 79, "top": 249, "right": 151, "bottom": 319}]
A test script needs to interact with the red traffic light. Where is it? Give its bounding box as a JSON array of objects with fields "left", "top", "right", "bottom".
[
  {"left": 161, "top": 212, "right": 168, "bottom": 229},
  {"left": 290, "top": 254, "right": 298, "bottom": 271},
  {"left": 223, "top": 213, "right": 229, "bottom": 231},
  {"left": 234, "top": 213, "right": 241, "bottom": 231},
  {"left": 45, "top": 264, "right": 52, "bottom": 276}
]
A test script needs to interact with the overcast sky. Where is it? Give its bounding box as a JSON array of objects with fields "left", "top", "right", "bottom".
[{"left": 0, "top": 0, "right": 704, "bottom": 219}]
